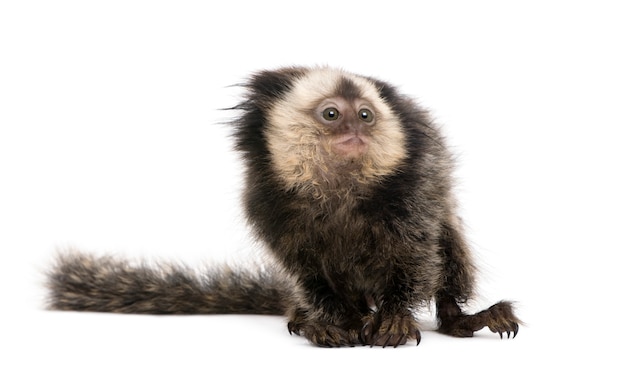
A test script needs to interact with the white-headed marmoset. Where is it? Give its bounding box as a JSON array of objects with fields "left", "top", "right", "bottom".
[{"left": 47, "top": 67, "right": 520, "bottom": 347}]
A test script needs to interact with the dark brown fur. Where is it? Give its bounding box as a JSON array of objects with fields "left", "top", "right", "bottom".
[{"left": 47, "top": 67, "right": 520, "bottom": 347}]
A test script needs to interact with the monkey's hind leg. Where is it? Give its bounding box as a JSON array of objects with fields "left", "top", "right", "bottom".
[
  {"left": 436, "top": 295, "right": 520, "bottom": 338},
  {"left": 436, "top": 221, "right": 520, "bottom": 339}
]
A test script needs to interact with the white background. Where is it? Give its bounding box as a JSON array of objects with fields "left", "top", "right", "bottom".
[{"left": 1, "top": 1, "right": 624, "bottom": 373}]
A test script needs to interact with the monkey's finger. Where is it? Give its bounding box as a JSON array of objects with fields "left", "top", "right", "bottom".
[{"left": 392, "top": 333, "right": 408, "bottom": 348}]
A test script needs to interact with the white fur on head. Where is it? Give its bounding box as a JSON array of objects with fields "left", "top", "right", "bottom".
[{"left": 266, "top": 67, "right": 407, "bottom": 195}]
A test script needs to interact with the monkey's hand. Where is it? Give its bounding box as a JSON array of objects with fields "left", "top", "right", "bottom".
[
  {"left": 289, "top": 320, "right": 362, "bottom": 348},
  {"left": 361, "top": 311, "right": 421, "bottom": 347},
  {"left": 287, "top": 308, "right": 363, "bottom": 347}
]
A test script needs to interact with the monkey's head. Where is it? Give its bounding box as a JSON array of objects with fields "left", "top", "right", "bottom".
[{"left": 237, "top": 67, "right": 409, "bottom": 196}]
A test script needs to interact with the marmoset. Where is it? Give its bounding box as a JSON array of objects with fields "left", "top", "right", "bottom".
[{"left": 47, "top": 66, "right": 520, "bottom": 347}]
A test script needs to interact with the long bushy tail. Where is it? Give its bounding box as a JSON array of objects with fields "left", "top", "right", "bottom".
[{"left": 46, "top": 252, "right": 294, "bottom": 315}]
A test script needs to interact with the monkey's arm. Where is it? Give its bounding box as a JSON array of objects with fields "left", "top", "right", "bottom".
[
  {"left": 360, "top": 264, "right": 422, "bottom": 347},
  {"left": 284, "top": 256, "right": 369, "bottom": 347}
]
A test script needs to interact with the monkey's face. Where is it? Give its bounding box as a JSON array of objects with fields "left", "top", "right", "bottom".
[
  {"left": 266, "top": 68, "right": 407, "bottom": 193},
  {"left": 314, "top": 96, "right": 375, "bottom": 159}
]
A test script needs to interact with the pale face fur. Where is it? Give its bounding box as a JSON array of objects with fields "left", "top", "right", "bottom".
[{"left": 266, "top": 68, "right": 407, "bottom": 196}]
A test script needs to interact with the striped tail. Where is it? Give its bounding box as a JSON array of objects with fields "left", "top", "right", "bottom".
[{"left": 46, "top": 252, "right": 294, "bottom": 315}]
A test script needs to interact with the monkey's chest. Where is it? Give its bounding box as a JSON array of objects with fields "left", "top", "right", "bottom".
[{"left": 314, "top": 223, "right": 401, "bottom": 283}]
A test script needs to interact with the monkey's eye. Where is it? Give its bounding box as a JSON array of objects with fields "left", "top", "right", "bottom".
[
  {"left": 359, "top": 108, "right": 374, "bottom": 123},
  {"left": 322, "top": 107, "right": 340, "bottom": 121}
]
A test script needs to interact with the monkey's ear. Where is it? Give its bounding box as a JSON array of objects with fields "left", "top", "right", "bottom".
[{"left": 248, "top": 67, "right": 308, "bottom": 101}]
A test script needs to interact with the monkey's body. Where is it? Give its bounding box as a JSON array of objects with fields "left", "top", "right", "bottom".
[{"left": 47, "top": 67, "right": 519, "bottom": 347}]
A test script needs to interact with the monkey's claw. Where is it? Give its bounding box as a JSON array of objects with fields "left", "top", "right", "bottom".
[
  {"left": 493, "top": 321, "right": 519, "bottom": 339},
  {"left": 484, "top": 301, "right": 520, "bottom": 339}
]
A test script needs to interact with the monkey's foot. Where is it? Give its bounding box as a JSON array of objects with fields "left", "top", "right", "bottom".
[
  {"left": 439, "top": 300, "right": 520, "bottom": 339},
  {"left": 288, "top": 321, "right": 361, "bottom": 348},
  {"left": 361, "top": 312, "right": 421, "bottom": 347}
]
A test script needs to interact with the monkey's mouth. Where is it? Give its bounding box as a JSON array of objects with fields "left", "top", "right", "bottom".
[{"left": 332, "top": 135, "right": 369, "bottom": 157}]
